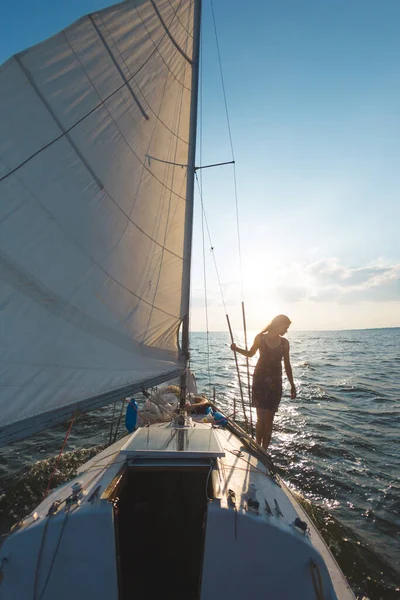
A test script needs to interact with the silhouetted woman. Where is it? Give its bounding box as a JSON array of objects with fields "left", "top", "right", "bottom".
[{"left": 231, "top": 314, "right": 296, "bottom": 450}]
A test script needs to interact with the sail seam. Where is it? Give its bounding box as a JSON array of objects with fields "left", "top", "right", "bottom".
[
  {"left": 142, "top": 0, "right": 191, "bottom": 341},
  {"left": 0, "top": 105, "right": 186, "bottom": 203},
  {"left": 89, "top": 14, "right": 150, "bottom": 121},
  {"left": 101, "top": 11, "right": 187, "bottom": 259},
  {"left": 133, "top": 6, "right": 191, "bottom": 91},
  {"left": 166, "top": 0, "right": 194, "bottom": 39},
  {"left": 65, "top": 26, "right": 188, "bottom": 151},
  {"left": 0, "top": 183, "right": 184, "bottom": 307},
  {"left": 1, "top": 134, "right": 187, "bottom": 254},
  {"left": 97, "top": 10, "right": 191, "bottom": 137},
  {"left": 149, "top": 0, "right": 192, "bottom": 65},
  {"left": 0, "top": 251, "right": 182, "bottom": 348},
  {"left": 1, "top": 127, "right": 187, "bottom": 295},
  {"left": 14, "top": 55, "right": 104, "bottom": 191},
  {"left": 63, "top": 33, "right": 189, "bottom": 215},
  {"left": 0, "top": 8, "right": 191, "bottom": 186}
]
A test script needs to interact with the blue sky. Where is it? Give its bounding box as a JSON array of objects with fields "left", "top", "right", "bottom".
[{"left": 2, "top": 0, "right": 400, "bottom": 331}]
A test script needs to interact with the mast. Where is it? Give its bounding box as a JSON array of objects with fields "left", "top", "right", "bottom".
[{"left": 179, "top": 0, "right": 202, "bottom": 410}]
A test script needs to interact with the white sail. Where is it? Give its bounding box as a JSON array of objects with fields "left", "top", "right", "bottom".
[{"left": 0, "top": 0, "right": 196, "bottom": 444}]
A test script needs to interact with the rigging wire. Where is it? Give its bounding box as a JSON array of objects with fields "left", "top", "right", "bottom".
[
  {"left": 210, "top": 0, "right": 244, "bottom": 301},
  {"left": 198, "top": 18, "right": 212, "bottom": 395},
  {"left": 195, "top": 175, "right": 250, "bottom": 428},
  {"left": 200, "top": 187, "right": 212, "bottom": 394},
  {"left": 209, "top": 0, "right": 253, "bottom": 428},
  {"left": 195, "top": 175, "right": 227, "bottom": 315}
]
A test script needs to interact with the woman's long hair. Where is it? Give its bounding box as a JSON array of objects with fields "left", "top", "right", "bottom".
[{"left": 260, "top": 314, "right": 291, "bottom": 335}]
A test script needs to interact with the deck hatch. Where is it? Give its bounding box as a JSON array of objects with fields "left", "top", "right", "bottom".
[{"left": 121, "top": 424, "right": 225, "bottom": 458}]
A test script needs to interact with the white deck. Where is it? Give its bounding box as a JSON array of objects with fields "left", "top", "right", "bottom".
[
  {"left": 0, "top": 422, "right": 355, "bottom": 599},
  {"left": 208, "top": 426, "right": 355, "bottom": 600}
]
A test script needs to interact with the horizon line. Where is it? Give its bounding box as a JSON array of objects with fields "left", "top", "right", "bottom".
[{"left": 190, "top": 326, "right": 400, "bottom": 333}]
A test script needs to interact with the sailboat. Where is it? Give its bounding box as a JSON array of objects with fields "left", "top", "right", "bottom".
[{"left": 0, "top": 0, "right": 356, "bottom": 598}]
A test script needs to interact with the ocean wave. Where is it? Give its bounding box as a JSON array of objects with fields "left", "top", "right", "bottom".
[
  {"left": 1, "top": 329, "right": 398, "bottom": 599},
  {"left": 294, "top": 498, "right": 400, "bottom": 598},
  {"left": 0, "top": 446, "right": 104, "bottom": 535}
]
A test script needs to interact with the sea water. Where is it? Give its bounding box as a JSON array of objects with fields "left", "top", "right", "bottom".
[{"left": 0, "top": 328, "right": 399, "bottom": 599}]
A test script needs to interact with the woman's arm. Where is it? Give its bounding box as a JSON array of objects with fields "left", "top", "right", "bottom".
[
  {"left": 283, "top": 339, "right": 297, "bottom": 399},
  {"left": 231, "top": 334, "right": 260, "bottom": 358}
]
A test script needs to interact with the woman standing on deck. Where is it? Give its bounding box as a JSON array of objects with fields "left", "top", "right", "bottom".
[{"left": 231, "top": 315, "right": 296, "bottom": 450}]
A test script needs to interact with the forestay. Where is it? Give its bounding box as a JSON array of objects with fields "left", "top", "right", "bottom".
[{"left": 0, "top": 0, "right": 195, "bottom": 444}]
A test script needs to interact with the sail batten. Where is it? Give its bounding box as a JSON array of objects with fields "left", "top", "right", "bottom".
[
  {"left": 149, "top": 0, "right": 193, "bottom": 65},
  {"left": 14, "top": 54, "right": 105, "bottom": 190},
  {"left": 88, "top": 14, "right": 150, "bottom": 121},
  {"left": 0, "top": 2, "right": 193, "bottom": 184},
  {"left": 0, "top": 0, "right": 196, "bottom": 444}
]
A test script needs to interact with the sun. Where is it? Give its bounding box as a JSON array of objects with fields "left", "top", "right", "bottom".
[{"left": 228, "top": 255, "right": 283, "bottom": 331}]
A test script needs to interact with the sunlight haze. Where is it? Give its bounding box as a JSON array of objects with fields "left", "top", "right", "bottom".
[{"left": 1, "top": 0, "right": 399, "bottom": 332}]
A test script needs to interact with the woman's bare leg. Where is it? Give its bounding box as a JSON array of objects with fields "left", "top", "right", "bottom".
[
  {"left": 255, "top": 409, "right": 265, "bottom": 446},
  {"left": 256, "top": 409, "right": 268, "bottom": 446},
  {"left": 256, "top": 409, "right": 275, "bottom": 450},
  {"left": 262, "top": 409, "right": 275, "bottom": 450}
]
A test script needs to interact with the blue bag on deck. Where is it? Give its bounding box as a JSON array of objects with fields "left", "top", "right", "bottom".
[
  {"left": 125, "top": 398, "right": 138, "bottom": 432},
  {"left": 213, "top": 411, "right": 228, "bottom": 426}
]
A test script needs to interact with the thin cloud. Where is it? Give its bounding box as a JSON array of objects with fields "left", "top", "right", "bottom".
[
  {"left": 307, "top": 259, "right": 393, "bottom": 287},
  {"left": 275, "top": 285, "right": 308, "bottom": 303},
  {"left": 276, "top": 259, "right": 400, "bottom": 304}
]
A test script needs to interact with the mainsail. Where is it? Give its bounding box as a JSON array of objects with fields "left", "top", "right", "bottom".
[{"left": 0, "top": 0, "right": 198, "bottom": 445}]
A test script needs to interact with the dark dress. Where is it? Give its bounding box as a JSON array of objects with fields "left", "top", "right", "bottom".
[{"left": 252, "top": 335, "right": 285, "bottom": 412}]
